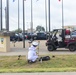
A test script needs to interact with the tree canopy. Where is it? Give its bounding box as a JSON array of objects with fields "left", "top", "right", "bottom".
[
  {"left": 36, "top": 25, "right": 45, "bottom": 32},
  {"left": 13, "top": 28, "right": 22, "bottom": 33}
]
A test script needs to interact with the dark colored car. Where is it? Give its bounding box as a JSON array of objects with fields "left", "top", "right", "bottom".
[
  {"left": 22, "top": 33, "right": 29, "bottom": 39},
  {"left": 36, "top": 32, "right": 47, "bottom": 40},
  {"left": 10, "top": 34, "right": 19, "bottom": 41},
  {"left": 27, "top": 32, "right": 47, "bottom": 40},
  {"left": 26, "top": 33, "right": 36, "bottom": 40},
  {"left": 10, "top": 33, "right": 23, "bottom": 41}
]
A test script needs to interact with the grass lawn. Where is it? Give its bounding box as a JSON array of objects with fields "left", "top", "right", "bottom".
[{"left": 0, "top": 55, "right": 76, "bottom": 72}]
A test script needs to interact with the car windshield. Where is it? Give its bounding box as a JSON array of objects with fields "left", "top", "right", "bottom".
[
  {"left": 71, "top": 32, "right": 76, "bottom": 35},
  {"left": 71, "top": 31, "right": 76, "bottom": 37},
  {"left": 37, "top": 33, "right": 45, "bottom": 36}
]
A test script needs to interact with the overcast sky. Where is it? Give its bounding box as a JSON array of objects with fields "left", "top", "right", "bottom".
[{"left": 2, "top": 0, "right": 76, "bottom": 31}]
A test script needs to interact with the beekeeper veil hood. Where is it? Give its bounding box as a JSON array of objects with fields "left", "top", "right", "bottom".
[{"left": 32, "top": 41, "right": 38, "bottom": 46}]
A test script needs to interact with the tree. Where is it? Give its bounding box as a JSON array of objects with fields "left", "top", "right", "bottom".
[
  {"left": 36, "top": 25, "right": 45, "bottom": 32},
  {"left": 14, "top": 28, "right": 22, "bottom": 33}
]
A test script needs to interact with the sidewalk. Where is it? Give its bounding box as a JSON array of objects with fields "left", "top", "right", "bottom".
[
  {"left": 0, "top": 47, "right": 50, "bottom": 56},
  {"left": 0, "top": 47, "right": 76, "bottom": 56},
  {"left": 0, "top": 72, "right": 76, "bottom": 75}
]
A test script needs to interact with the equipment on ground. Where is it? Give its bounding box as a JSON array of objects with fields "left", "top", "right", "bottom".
[
  {"left": 46, "top": 29, "right": 76, "bottom": 52},
  {"left": 18, "top": 55, "right": 21, "bottom": 60}
]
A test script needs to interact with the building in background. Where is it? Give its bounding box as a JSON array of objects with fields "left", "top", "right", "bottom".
[
  {"left": 64, "top": 25, "right": 76, "bottom": 31},
  {"left": 26, "top": 28, "right": 35, "bottom": 33}
]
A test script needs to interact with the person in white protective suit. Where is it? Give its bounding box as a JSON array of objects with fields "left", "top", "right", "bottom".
[{"left": 28, "top": 41, "right": 39, "bottom": 63}]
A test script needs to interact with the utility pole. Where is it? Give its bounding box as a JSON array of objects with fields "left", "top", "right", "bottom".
[
  {"left": 6, "top": 0, "right": 9, "bottom": 31},
  {"left": 23, "top": 0, "right": 25, "bottom": 48},
  {"left": 62, "top": 0, "right": 64, "bottom": 29},
  {"left": 48, "top": 0, "right": 51, "bottom": 32},
  {"left": 18, "top": 0, "right": 20, "bottom": 41},
  {"left": 0, "top": 0, "right": 2, "bottom": 31},
  {"left": 31, "top": 0, "right": 33, "bottom": 40},
  {"left": 31, "top": 0, "right": 33, "bottom": 33},
  {"left": 18, "top": 0, "right": 20, "bottom": 33},
  {"left": 45, "top": 0, "right": 47, "bottom": 32},
  {"left": 5, "top": 7, "right": 6, "bottom": 30}
]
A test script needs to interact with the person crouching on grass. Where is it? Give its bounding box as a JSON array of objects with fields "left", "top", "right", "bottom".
[{"left": 28, "top": 41, "right": 39, "bottom": 63}]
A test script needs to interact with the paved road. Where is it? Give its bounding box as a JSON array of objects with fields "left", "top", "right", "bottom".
[
  {"left": 0, "top": 72, "right": 76, "bottom": 75},
  {"left": 0, "top": 47, "right": 76, "bottom": 56}
]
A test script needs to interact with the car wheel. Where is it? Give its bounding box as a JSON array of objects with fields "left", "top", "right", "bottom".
[
  {"left": 69, "top": 45, "right": 76, "bottom": 52},
  {"left": 54, "top": 48, "right": 57, "bottom": 51},
  {"left": 47, "top": 45, "right": 54, "bottom": 51}
]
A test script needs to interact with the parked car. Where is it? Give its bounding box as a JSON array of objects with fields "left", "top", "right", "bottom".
[
  {"left": 16, "top": 33, "right": 28, "bottom": 41},
  {"left": 27, "top": 32, "right": 47, "bottom": 40},
  {"left": 10, "top": 34, "right": 19, "bottom": 41},
  {"left": 71, "top": 31, "right": 76, "bottom": 37},
  {"left": 10, "top": 33, "right": 23, "bottom": 41},
  {"left": 22, "top": 32, "right": 29, "bottom": 39},
  {"left": 36, "top": 32, "right": 47, "bottom": 40},
  {"left": 26, "top": 33, "right": 36, "bottom": 40}
]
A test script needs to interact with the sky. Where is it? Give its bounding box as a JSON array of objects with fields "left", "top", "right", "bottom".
[{"left": 2, "top": 0, "right": 76, "bottom": 31}]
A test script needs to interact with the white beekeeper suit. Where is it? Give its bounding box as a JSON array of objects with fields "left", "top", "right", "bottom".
[{"left": 28, "top": 41, "right": 38, "bottom": 63}]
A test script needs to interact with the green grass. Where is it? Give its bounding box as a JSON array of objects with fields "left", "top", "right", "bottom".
[{"left": 0, "top": 55, "right": 76, "bottom": 72}]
